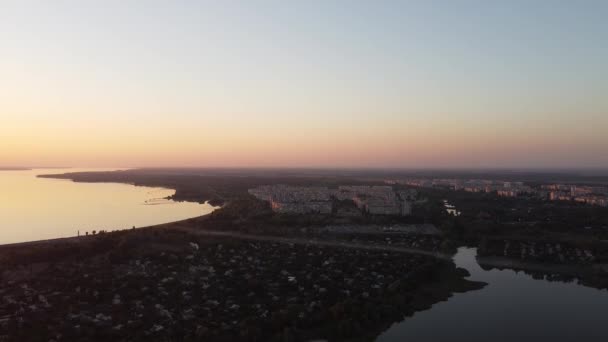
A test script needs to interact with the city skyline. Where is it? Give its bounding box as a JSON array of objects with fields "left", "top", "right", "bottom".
[{"left": 2, "top": 0, "right": 607, "bottom": 168}]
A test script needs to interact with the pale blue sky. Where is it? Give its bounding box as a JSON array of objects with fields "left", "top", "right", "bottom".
[{"left": 1, "top": 1, "right": 607, "bottom": 168}]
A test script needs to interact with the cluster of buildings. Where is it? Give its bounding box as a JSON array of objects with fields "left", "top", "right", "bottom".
[
  {"left": 386, "top": 178, "right": 608, "bottom": 207},
  {"left": 542, "top": 184, "right": 608, "bottom": 207},
  {"left": 390, "top": 179, "right": 534, "bottom": 198},
  {"left": 248, "top": 185, "right": 333, "bottom": 214},
  {"left": 248, "top": 185, "right": 415, "bottom": 216}
]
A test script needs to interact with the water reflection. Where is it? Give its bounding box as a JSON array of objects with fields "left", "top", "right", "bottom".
[
  {"left": 377, "top": 247, "right": 608, "bottom": 342},
  {"left": 0, "top": 168, "right": 217, "bottom": 244}
]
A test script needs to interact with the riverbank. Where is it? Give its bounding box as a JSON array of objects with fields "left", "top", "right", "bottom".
[{"left": 377, "top": 247, "right": 608, "bottom": 342}]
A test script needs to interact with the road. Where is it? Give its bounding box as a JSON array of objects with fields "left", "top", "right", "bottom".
[{"left": 0, "top": 224, "right": 452, "bottom": 261}]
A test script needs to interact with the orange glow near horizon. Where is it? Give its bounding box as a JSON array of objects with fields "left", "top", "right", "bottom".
[
  {"left": 1, "top": 2, "right": 607, "bottom": 169},
  {"left": 2, "top": 113, "right": 606, "bottom": 168}
]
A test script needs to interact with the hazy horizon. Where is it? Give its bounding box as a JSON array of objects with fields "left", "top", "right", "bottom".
[
  {"left": 4, "top": 165, "right": 608, "bottom": 176},
  {"left": 2, "top": 1, "right": 607, "bottom": 168},
  {"left": 3, "top": 165, "right": 608, "bottom": 171}
]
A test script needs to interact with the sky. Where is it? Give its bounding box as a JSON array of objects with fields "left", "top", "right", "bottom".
[{"left": 1, "top": 0, "right": 607, "bottom": 169}]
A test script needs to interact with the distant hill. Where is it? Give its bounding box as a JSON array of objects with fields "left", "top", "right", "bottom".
[{"left": 0, "top": 167, "right": 30, "bottom": 171}]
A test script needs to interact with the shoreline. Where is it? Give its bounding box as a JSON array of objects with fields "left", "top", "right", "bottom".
[
  {"left": 477, "top": 255, "right": 593, "bottom": 275},
  {"left": 37, "top": 170, "right": 228, "bottom": 205},
  {"left": 0, "top": 169, "right": 221, "bottom": 247},
  {"left": 0, "top": 211, "right": 217, "bottom": 249}
]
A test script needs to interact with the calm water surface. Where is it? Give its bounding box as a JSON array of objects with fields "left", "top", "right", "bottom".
[
  {"left": 0, "top": 168, "right": 216, "bottom": 244},
  {"left": 378, "top": 247, "right": 608, "bottom": 342}
]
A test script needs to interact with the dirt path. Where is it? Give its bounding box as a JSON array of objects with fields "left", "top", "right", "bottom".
[{"left": 176, "top": 227, "right": 453, "bottom": 260}]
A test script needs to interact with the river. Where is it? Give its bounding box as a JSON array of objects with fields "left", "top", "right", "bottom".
[
  {"left": 377, "top": 247, "right": 608, "bottom": 341},
  {"left": 0, "top": 168, "right": 216, "bottom": 244}
]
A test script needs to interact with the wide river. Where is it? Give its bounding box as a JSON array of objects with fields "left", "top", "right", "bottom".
[
  {"left": 378, "top": 247, "right": 608, "bottom": 341},
  {"left": 0, "top": 168, "right": 216, "bottom": 244}
]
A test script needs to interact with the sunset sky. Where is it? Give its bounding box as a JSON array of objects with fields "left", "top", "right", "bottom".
[{"left": 1, "top": 0, "right": 607, "bottom": 168}]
